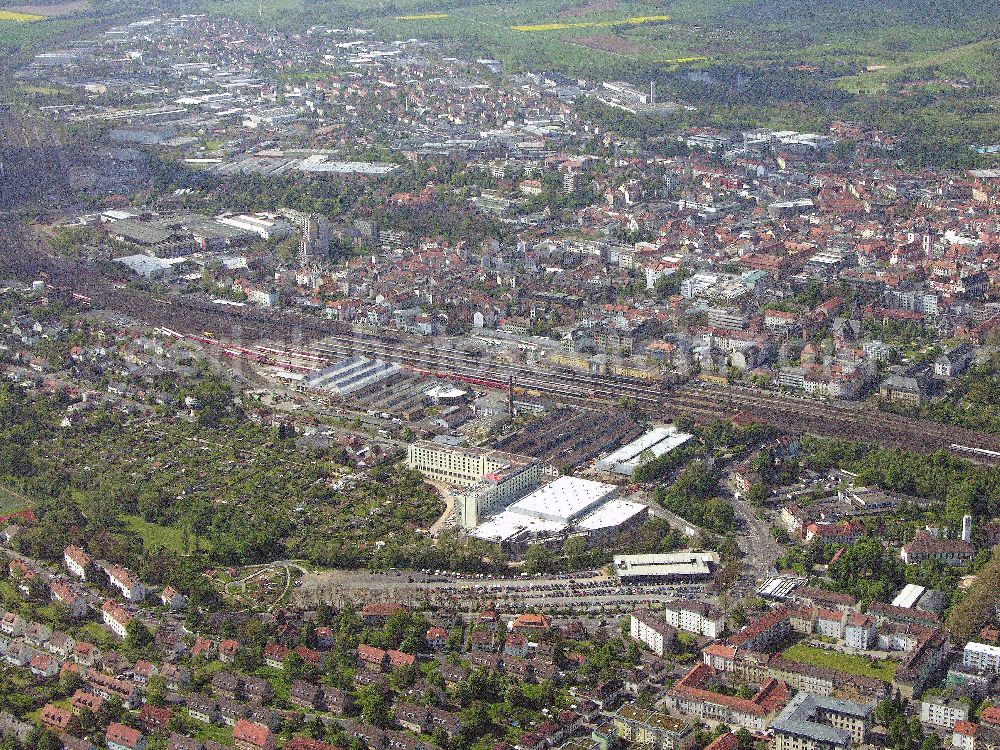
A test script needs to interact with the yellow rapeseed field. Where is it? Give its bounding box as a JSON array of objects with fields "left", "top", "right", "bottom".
[
  {"left": 0, "top": 10, "right": 45, "bottom": 21},
  {"left": 660, "top": 56, "right": 709, "bottom": 64},
  {"left": 512, "top": 15, "right": 670, "bottom": 32},
  {"left": 395, "top": 13, "right": 449, "bottom": 20}
]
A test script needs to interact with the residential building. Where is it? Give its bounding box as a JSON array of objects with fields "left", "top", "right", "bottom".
[
  {"left": 107, "top": 723, "right": 146, "bottom": 750},
  {"left": 963, "top": 642, "right": 1000, "bottom": 672},
  {"left": 233, "top": 719, "right": 276, "bottom": 750},
  {"left": 630, "top": 609, "right": 676, "bottom": 657},
  {"left": 102, "top": 600, "right": 132, "bottom": 640},
  {"left": 64, "top": 545, "right": 93, "bottom": 580},
  {"left": 771, "top": 693, "right": 872, "bottom": 750},
  {"left": 612, "top": 703, "right": 694, "bottom": 750},
  {"left": 663, "top": 601, "right": 725, "bottom": 638},
  {"left": 901, "top": 532, "right": 974, "bottom": 566},
  {"left": 920, "top": 697, "right": 970, "bottom": 729},
  {"left": 106, "top": 565, "right": 146, "bottom": 602}
]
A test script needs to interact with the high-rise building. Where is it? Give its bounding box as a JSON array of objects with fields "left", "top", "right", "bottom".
[{"left": 299, "top": 213, "right": 331, "bottom": 266}]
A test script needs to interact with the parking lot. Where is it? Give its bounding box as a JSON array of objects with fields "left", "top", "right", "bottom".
[{"left": 294, "top": 567, "right": 717, "bottom": 616}]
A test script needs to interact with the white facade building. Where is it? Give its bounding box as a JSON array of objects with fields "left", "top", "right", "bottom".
[
  {"left": 630, "top": 610, "right": 675, "bottom": 657},
  {"left": 663, "top": 601, "right": 725, "bottom": 638},
  {"left": 920, "top": 698, "right": 969, "bottom": 729},
  {"left": 963, "top": 642, "right": 1000, "bottom": 672}
]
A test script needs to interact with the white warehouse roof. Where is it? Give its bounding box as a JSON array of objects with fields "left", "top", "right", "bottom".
[
  {"left": 596, "top": 425, "right": 693, "bottom": 476},
  {"left": 890, "top": 583, "right": 926, "bottom": 609},
  {"left": 507, "top": 475, "right": 617, "bottom": 524}
]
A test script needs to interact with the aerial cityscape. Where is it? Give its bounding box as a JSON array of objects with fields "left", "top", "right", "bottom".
[{"left": 1, "top": 1, "right": 1000, "bottom": 750}]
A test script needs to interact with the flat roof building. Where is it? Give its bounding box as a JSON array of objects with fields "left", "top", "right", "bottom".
[
  {"left": 469, "top": 477, "right": 645, "bottom": 547},
  {"left": 596, "top": 425, "right": 694, "bottom": 476},
  {"left": 305, "top": 356, "right": 402, "bottom": 398},
  {"left": 614, "top": 552, "right": 720, "bottom": 581}
]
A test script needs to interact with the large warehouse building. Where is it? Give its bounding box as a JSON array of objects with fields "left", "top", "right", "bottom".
[
  {"left": 305, "top": 356, "right": 402, "bottom": 398},
  {"left": 596, "top": 425, "right": 694, "bottom": 477},
  {"left": 470, "top": 476, "right": 647, "bottom": 548}
]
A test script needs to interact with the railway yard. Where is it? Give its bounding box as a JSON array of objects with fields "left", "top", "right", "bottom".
[{"left": 4, "top": 242, "right": 997, "bottom": 465}]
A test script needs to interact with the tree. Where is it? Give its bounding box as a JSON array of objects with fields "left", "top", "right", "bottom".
[
  {"left": 390, "top": 662, "right": 417, "bottom": 691},
  {"left": 124, "top": 619, "right": 154, "bottom": 657},
  {"left": 524, "top": 544, "right": 554, "bottom": 575},
  {"left": 357, "top": 684, "right": 390, "bottom": 726},
  {"left": 746, "top": 480, "right": 767, "bottom": 507},
  {"left": 26, "top": 728, "right": 61, "bottom": 750},
  {"left": 828, "top": 537, "right": 904, "bottom": 604},
  {"left": 284, "top": 650, "right": 306, "bottom": 681},
  {"left": 562, "top": 536, "right": 588, "bottom": 570}
]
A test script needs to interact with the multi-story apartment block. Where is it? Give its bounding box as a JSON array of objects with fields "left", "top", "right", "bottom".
[
  {"left": 630, "top": 609, "right": 676, "bottom": 657},
  {"left": 963, "top": 642, "right": 1000, "bottom": 672},
  {"left": 920, "top": 697, "right": 969, "bottom": 729},
  {"left": 771, "top": 693, "right": 872, "bottom": 750},
  {"left": 612, "top": 703, "right": 694, "bottom": 750},
  {"left": 663, "top": 601, "right": 725, "bottom": 638},
  {"left": 405, "top": 441, "right": 541, "bottom": 527}
]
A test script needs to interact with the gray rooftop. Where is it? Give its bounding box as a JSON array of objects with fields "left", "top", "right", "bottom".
[{"left": 771, "top": 692, "right": 872, "bottom": 746}]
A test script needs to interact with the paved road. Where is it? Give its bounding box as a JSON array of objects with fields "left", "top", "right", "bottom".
[{"left": 721, "top": 478, "right": 781, "bottom": 574}]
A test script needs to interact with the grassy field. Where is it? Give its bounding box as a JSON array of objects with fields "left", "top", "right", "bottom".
[
  {"left": 122, "top": 514, "right": 213, "bottom": 554},
  {"left": 781, "top": 641, "right": 897, "bottom": 682},
  {"left": 0, "top": 484, "right": 34, "bottom": 515},
  {"left": 0, "top": 15, "right": 86, "bottom": 47}
]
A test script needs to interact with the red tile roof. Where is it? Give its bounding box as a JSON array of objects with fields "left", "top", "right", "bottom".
[
  {"left": 107, "top": 722, "right": 143, "bottom": 749},
  {"left": 233, "top": 719, "right": 273, "bottom": 748}
]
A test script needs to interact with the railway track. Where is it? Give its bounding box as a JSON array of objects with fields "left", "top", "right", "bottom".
[{"left": 2, "top": 241, "right": 998, "bottom": 465}]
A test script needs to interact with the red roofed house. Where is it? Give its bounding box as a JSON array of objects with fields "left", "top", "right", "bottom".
[
  {"left": 106, "top": 565, "right": 146, "bottom": 602},
  {"left": 106, "top": 722, "right": 145, "bottom": 750},
  {"left": 50, "top": 580, "right": 87, "bottom": 619},
  {"left": 804, "top": 520, "right": 865, "bottom": 546},
  {"left": 140, "top": 704, "right": 172, "bottom": 732},
  {"left": 101, "top": 600, "right": 133, "bottom": 640},
  {"left": 70, "top": 689, "right": 104, "bottom": 715},
  {"left": 664, "top": 663, "right": 790, "bottom": 732},
  {"left": 511, "top": 613, "right": 552, "bottom": 633},
  {"left": 387, "top": 649, "right": 415, "bottom": 669},
  {"left": 219, "top": 639, "right": 240, "bottom": 663},
  {"left": 30, "top": 652, "right": 59, "bottom": 678},
  {"left": 64, "top": 545, "right": 93, "bottom": 580},
  {"left": 952, "top": 720, "right": 976, "bottom": 750},
  {"left": 361, "top": 602, "right": 409, "bottom": 625},
  {"left": 160, "top": 586, "right": 187, "bottom": 611},
  {"left": 263, "top": 643, "right": 288, "bottom": 669},
  {"left": 426, "top": 627, "right": 448, "bottom": 650},
  {"left": 40, "top": 704, "right": 80, "bottom": 735},
  {"left": 233, "top": 719, "right": 276, "bottom": 750},
  {"left": 726, "top": 607, "right": 792, "bottom": 652},
  {"left": 357, "top": 644, "right": 388, "bottom": 672}
]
